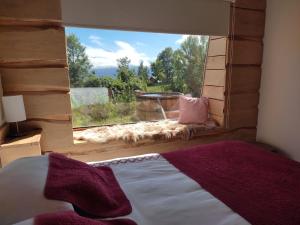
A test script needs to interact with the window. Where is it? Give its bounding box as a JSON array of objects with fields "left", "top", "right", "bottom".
[{"left": 66, "top": 27, "right": 208, "bottom": 127}]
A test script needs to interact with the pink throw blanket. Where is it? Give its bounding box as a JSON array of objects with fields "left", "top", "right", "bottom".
[
  {"left": 45, "top": 153, "right": 131, "bottom": 218},
  {"left": 34, "top": 211, "right": 136, "bottom": 225},
  {"left": 162, "top": 141, "right": 300, "bottom": 225}
]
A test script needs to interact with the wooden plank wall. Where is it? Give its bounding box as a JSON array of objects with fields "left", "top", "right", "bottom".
[
  {"left": 202, "top": 36, "right": 227, "bottom": 126},
  {"left": 225, "top": 0, "right": 266, "bottom": 129},
  {"left": 0, "top": 0, "right": 73, "bottom": 151},
  {"left": 203, "top": 0, "right": 266, "bottom": 130}
]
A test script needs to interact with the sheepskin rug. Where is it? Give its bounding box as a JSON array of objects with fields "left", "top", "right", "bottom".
[{"left": 74, "top": 119, "right": 216, "bottom": 144}]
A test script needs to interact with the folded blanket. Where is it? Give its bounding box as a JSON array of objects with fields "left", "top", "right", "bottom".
[
  {"left": 45, "top": 153, "right": 131, "bottom": 218},
  {"left": 34, "top": 211, "right": 137, "bottom": 225},
  {"left": 162, "top": 141, "right": 300, "bottom": 225}
]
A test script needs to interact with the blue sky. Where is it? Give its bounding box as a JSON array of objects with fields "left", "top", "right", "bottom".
[{"left": 66, "top": 27, "right": 197, "bottom": 68}]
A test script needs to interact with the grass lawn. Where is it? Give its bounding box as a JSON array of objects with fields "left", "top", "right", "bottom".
[
  {"left": 72, "top": 101, "right": 137, "bottom": 127},
  {"left": 146, "top": 84, "right": 170, "bottom": 92}
]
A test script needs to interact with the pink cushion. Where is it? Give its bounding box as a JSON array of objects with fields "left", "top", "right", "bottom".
[{"left": 178, "top": 96, "right": 208, "bottom": 124}]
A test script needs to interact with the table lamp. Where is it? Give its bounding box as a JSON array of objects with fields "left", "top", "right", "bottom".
[{"left": 2, "top": 95, "right": 27, "bottom": 137}]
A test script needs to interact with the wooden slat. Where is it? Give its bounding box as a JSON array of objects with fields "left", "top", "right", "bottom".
[
  {"left": 0, "top": 27, "right": 67, "bottom": 67},
  {"left": 229, "top": 66, "right": 261, "bottom": 93},
  {"left": 209, "top": 36, "right": 225, "bottom": 40},
  {"left": 1, "top": 68, "right": 70, "bottom": 93},
  {"left": 208, "top": 38, "right": 227, "bottom": 56},
  {"left": 206, "top": 56, "right": 226, "bottom": 70},
  {"left": 202, "top": 86, "right": 224, "bottom": 100},
  {"left": 0, "top": 0, "right": 61, "bottom": 20},
  {"left": 227, "top": 40, "right": 263, "bottom": 65},
  {"left": 0, "top": 75, "right": 5, "bottom": 126},
  {"left": 22, "top": 94, "right": 72, "bottom": 121},
  {"left": 228, "top": 108, "right": 258, "bottom": 129},
  {"left": 20, "top": 120, "right": 73, "bottom": 152},
  {"left": 234, "top": 0, "right": 266, "bottom": 10},
  {"left": 0, "top": 124, "right": 9, "bottom": 145},
  {"left": 230, "top": 8, "right": 265, "bottom": 37},
  {"left": 229, "top": 93, "right": 259, "bottom": 111},
  {"left": 204, "top": 69, "right": 226, "bottom": 87},
  {"left": 210, "top": 114, "right": 224, "bottom": 126},
  {"left": 65, "top": 128, "right": 256, "bottom": 162},
  {"left": 208, "top": 99, "right": 224, "bottom": 116},
  {"left": 0, "top": 17, "right": 61, "bottom": 27}
]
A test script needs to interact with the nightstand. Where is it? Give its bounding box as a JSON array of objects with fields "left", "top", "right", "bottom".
[{"left": 0, "top": 129, "right": 42, "bottom": 167}]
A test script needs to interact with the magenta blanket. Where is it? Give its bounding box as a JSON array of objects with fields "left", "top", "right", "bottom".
[
  {"left": 45, "top": 153, "right": 131, "bottom": 218},
  {"left": 34, "top": 211, "right": 136, "bottom": 225},
  {"left": 162, "top": 141, "right": 300, "bottom": 225}
]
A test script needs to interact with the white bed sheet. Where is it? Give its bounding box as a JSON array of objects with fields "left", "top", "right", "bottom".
[
  {"left": 12, "top": 154, "right": 251, "bottom": 225},
  {"left": 102, "top": 155, "right": 250, "bottom": 225}
]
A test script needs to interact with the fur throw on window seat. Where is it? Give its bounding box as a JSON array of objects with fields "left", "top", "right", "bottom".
[{"left": 73, "top": 120, "right": 217, "bottom": 144}]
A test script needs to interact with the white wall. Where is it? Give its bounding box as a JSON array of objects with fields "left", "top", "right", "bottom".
[
  {"left": 257, "top": 0, "right": 300, "bottom": 161},
  {"left": 61, "top": 0, "right": 230, "bottom": 36}
]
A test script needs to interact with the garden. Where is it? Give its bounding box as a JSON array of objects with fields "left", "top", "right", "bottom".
[{"left": 67, "top": 34, "right": 208, "bottom": 127}]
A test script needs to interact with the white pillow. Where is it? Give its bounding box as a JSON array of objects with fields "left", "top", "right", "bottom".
[
  {"left": 0, "top": 156, "right": 73, "bottom": 225},
  {"left": 13, "top": 218, "right": 34, "bottom": 225}
]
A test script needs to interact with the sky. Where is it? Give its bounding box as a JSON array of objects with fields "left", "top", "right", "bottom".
[{"left": 66, "top": 27, "right": 196, "bottom": 68}]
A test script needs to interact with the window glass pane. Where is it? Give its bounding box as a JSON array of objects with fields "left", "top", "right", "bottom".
[{"left": 66, "top": 27, "right": 208, "bottom": 128}]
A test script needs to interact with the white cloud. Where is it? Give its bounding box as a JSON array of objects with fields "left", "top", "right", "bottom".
[
  {"left": 175, "top": 35, "right": 204, "bottom": 45},
  {"left": 175, "top": 35, "right": 189, "bottom": 45},
  {"left": 89, "top": 35, "right": 103, "bottom": 46},
  {"left": 85, "top": 40, "right": 151, "bottom": 68}
]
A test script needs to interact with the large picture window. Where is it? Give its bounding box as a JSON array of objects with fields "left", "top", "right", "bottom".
[{"left": 67, "top": 27, "right": 208, "bottom": 127}]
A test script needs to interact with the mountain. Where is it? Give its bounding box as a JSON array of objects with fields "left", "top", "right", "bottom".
[
  {"left": 93, "top": 67, "right": 117, "bottom": 77},
  {"left": 93, "top": 66, "right": 140, "bottom": 77}
]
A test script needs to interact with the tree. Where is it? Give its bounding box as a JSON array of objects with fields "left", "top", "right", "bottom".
[
  {"left": 180, "top": 36, "right": 208, "bottom": 96},
  {"left": 116, "top": 57, "right": 134, "bottom": 83},
  {"left": 67, "top": 34, "right": 92, "bottom": 87},
  {"left": 150, "top": 60, "right": 165, "bottom": 84},
  {"left": 171, "top": 49, "right": 186, "bottom": 93},
  {"left": 114, "top": 57, "right": 146, "bottom": 102},
  {"left": 83, "top": 74, "right": 101, "bottom": 87},
  {"left": 137, "top": 61, "right": 149, "bottom": 83},
  {"left": 157, "top": 47, "right": 174, "bottom": 84}
]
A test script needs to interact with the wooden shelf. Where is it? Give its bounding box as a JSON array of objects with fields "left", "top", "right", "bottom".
[{"left": 0, "top": 129, "right": 42, "bottom": 167}]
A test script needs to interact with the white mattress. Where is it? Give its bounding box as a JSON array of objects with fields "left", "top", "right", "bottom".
[{"left": 11, "top": 154, "right": 250, "bottom": 225}]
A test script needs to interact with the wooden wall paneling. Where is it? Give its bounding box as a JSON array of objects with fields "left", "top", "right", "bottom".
[
  {"left": 227, "top": 39, "right": 263, "bottom": 65},
  {"left": 208, "top": 99, "right": 224, "bottom": 116},
  {"left": 0, "top": 75, "right": 5, "bottom": 126},
  {"left": 227, "top": 108, "right": 258, "bottom": 129},
  {"left": 206, "top": 56, "right": 226, "bottom": 70},
  {"left": 0, "top": 27, "right": 67, "bottom": 67},
  {"left": 0, "top": 124, "right": 9, "bottom": 145},
  {"left": 230, "top": 7, "right": 265, "bottom": 37},
  {"left": 210, "top": 114, "right": 224, "bottom": 126},
  {"left": 210, "top": 36, "right": 225, "bottom": 40},
  {"left": 66, "top": 128, "right": 256, "bottom": 162},
  {"left": 21, "top": 120, "right": 73, "bottom": 152},
  {"left": 229, "top": 93, "right": 259, "bottom": 111},
  {"left": 0, "top": 68, "right": 70, "bottom": 94},
  {"left": 204, "top": 69, "right": 226, "bottom": 87},
  {"left": 223, "top": 1, "right": 266, "bottom": 130},
  {"left": 207, "top": 37, "right": 227, "bottom": 56},
  {"left": 23, "top": 94, "right": 72, "bottom": 121},
  {"left": 229, "top": 66, "right": 261, "bottom": 93},
  {"left": 202, "top": 86, "right": 225, "bottom": 100},
  {"left": 234, "top": 0, "right": 266, "bottom": 10},
  {"left": 0, "top": 0, "right": 62, "bottom": 21}
]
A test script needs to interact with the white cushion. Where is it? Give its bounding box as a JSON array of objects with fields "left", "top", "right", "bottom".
[{"left": 0, "top": 156, "right": 73, "bottom": 225}]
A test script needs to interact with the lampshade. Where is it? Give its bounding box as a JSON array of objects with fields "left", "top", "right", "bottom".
[{"left": 2, "top": 95, "right": 26, "bottom": 123}]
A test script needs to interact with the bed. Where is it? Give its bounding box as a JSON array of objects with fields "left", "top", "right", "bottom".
[{"left": 0, "top": 141, "right": 299, "bottom": 225}]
